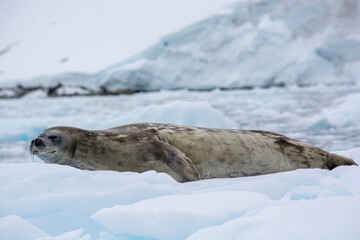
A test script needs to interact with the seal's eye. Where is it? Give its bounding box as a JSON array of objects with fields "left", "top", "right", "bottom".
[{"left": 48, "top": 135, "right": 58, "bottom": 140}]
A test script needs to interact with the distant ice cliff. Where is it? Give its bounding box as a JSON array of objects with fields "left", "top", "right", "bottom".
[
  {"left": 98, "top": 0, "right": 360, "bottom": 91},
  {"left": 1, "top": 0, "right": 359, "bottom": 97}
]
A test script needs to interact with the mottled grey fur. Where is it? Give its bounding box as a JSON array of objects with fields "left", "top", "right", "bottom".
[{"left": 30, "top": 123, "right": 357, "bottom": 182}]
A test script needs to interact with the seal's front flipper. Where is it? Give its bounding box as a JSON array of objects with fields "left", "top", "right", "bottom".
[{"left": 149, "top": 141, "right": 200, "bottom": 182}]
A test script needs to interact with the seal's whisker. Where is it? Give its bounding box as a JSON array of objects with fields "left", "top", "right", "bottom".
[{"left": 29, "top": 143, "right": 34, "bottom": 162}]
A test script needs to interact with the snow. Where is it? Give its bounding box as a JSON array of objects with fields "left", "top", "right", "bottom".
[
  {"left": 37, "top": 229, "right": 91, "bottom": 240},
  {"left": 92, "top": 191, "right": 270, "bottom": 240},
  {"left": 0, "top": 215, "right": 48, "bottom": 240},
  {"left": 306, "top": 93, "right": 360, "bottom": 131},
  {"left": 187, "top": 196, "right": 360, "bottom": 240},
  {"left": 0, "top": 155, "right": 359, "bottom": 240}
]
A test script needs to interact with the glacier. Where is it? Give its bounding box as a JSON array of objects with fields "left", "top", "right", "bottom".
[
  {"left": 98, "top": 0, "right": 360, "bottom": 91},
  {"left": 1, "top": 0, "right": 360, "bottom": 97}
]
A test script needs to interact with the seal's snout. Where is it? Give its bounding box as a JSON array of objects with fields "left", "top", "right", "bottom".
[{"left": 30, "top": 137, "right": 44, "bottom": 155}]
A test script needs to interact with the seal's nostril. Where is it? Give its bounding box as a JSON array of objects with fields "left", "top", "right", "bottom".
[{"left": 34, "top": 138, "right": 42, "bottom": 146}]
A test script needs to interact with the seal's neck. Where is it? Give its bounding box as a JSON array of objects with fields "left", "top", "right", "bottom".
[
  {"left": 70, "top": 139, "right": 77, "bottom": 160},
  {"left": 68, "top": 135, "right": 100, "bottom": 170}
]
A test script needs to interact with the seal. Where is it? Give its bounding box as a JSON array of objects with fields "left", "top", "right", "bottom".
[{"left": 30, "top": 123, "right": 357, "bottom": 182}]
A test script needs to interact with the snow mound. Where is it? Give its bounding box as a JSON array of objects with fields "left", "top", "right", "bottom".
[
  {"left": 0, "top": 215, "right": 48, "bottom": 240},
  {"left": 119, "top": 100, "right": 238, "bottom": 129},
  {"left": 37, "top": 229, "right": 91, "bottom": 240},
  {"left": 187, "top": 196, "right": 360, "bottom": 240},
  {"left": 92, "top": 191, "right": 269, "bottom": 240},
  {"left": 306, "top": 93, "right": 360, "bottom": 130}
]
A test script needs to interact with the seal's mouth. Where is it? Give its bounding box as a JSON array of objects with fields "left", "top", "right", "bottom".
[
  {"left": 30, "top": 144, "right": 39, "bottom": 155},
  {"left": 31, "top": 149, "right": 56, "bottom": 155},
  {"left": 30, "top": 141, "right": 38, "bottom": 155}
]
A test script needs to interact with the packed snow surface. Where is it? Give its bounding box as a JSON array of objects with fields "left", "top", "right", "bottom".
[{"left": 1, "top": 150, "right": 359, "bottom": 240}]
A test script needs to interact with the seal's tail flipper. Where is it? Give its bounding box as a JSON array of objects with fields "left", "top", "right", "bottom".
[{"left": 326, "top": 153, "right": 357, "bottom": 170}]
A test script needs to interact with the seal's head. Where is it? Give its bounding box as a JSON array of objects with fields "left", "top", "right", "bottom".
[{"left": 30, "top": 127, "right": 78, "bottom": 164}]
